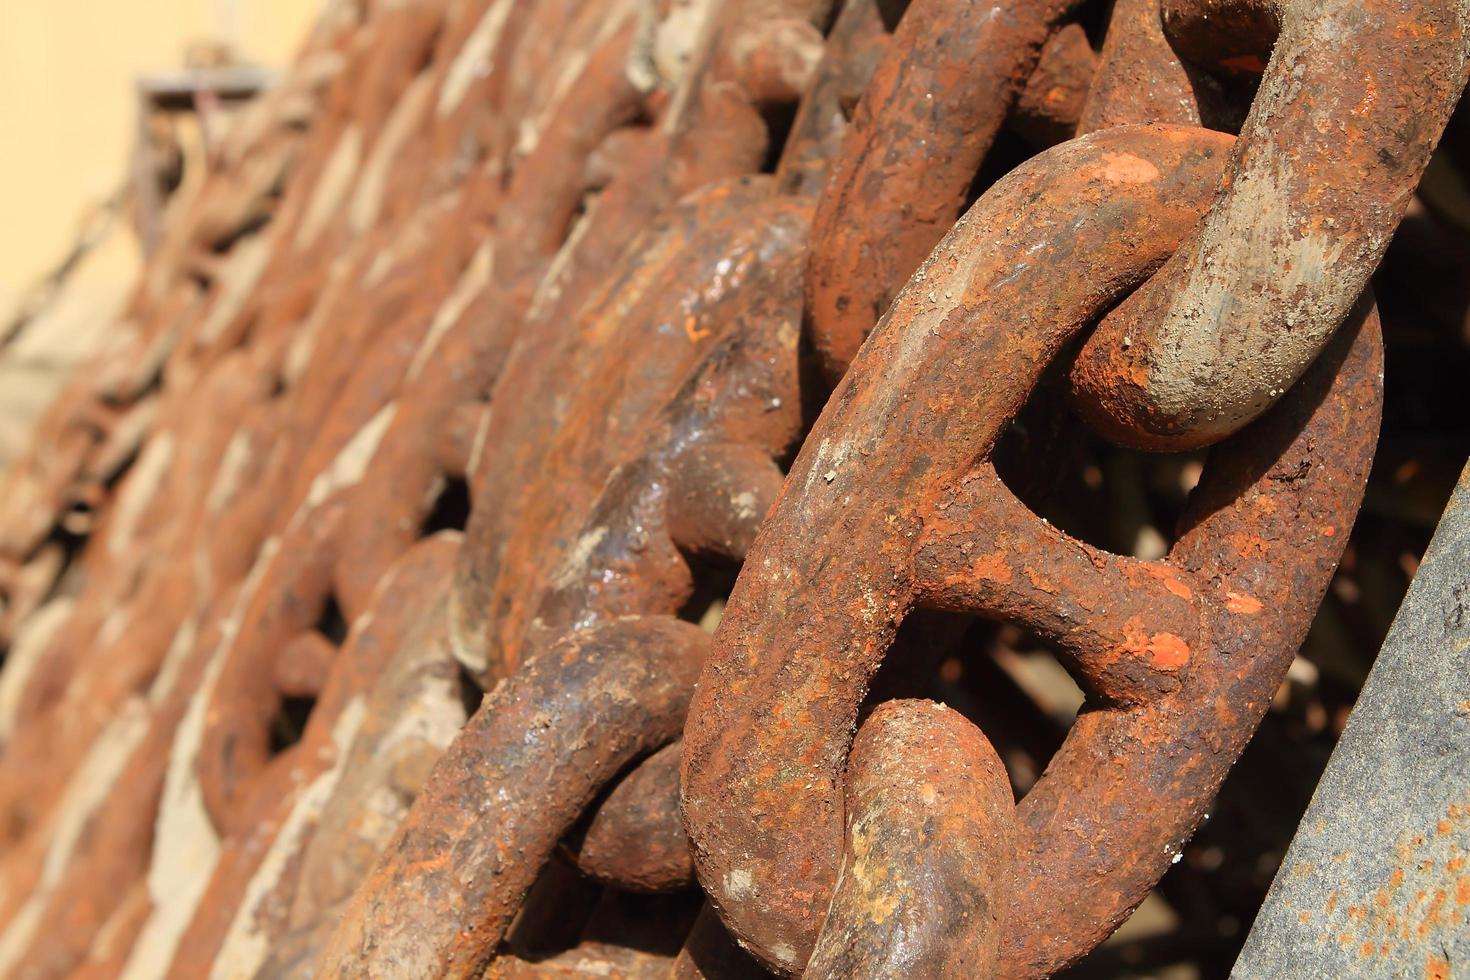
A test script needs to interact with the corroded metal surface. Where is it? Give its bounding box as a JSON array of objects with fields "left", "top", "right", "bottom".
[
  {"left": 571, "top": 740, "right": 695, "bottom": 894},
  {"left": 806, "top": 700, "right": 1015, "bottom": 979},
  {"left": 1071, "top": 0, "right": 1470, "bottom": 449},
  {"left": 0, "top": 0, "right": 1461, "bottom": 976},
  {"left": 682, "top": 126, "right": 1381, "bottom": 975},
  {"left": 318, "top": 618, "right": 711, "bottom": 976},
  {"left": 805, "top": 0, "right": 1086, "bottom": 382}
]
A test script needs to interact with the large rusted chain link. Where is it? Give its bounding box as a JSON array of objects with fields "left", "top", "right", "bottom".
[
  {"left": 808, "top": 0, "right": 1465, "bottom": 449},
  {"left": 805, "top": 700, "right": 1015, "bottom": 978},
  {"left": 1068, "top": 0, "right": 1470, "bottom": 449},
  {"left": 682, "top": 125, "right": 1382, "bottom": 975},
  {"left": 805, "top": 0, "right": 1090, "bottom": 384}
]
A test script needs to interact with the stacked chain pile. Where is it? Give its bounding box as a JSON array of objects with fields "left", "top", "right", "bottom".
[{"left": 0, "top": 0, "right": 1465, "bottom": 977}]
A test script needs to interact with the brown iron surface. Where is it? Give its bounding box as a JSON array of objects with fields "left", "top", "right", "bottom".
[
  {"left": 805, "top": 0, "right": 1087, "bottom": 383},
  {"left": 0, "top": 0, "right": 1464, "bottom": 976},
  {"left": 448, "top": 0, "right": 835, "bottom": 681},
  {"left": 682, "top": 124, "right": 1381, "bottom": 975},
  {"left": 570, "top": 740, "right": 695, "bottom": 894},
  {"left": 804, "top": 699, "right": 1015, "bottom": 979},
  {"left": 318, "top": 617, "right": 711, "bottom": 976},
  {"left": 1069, "top": 0, "right": 1469, "bottom": 449}
]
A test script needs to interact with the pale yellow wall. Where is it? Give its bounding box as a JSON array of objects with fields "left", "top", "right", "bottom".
[{"left": 0, "top": 0, "right": 318, "bottom": 314}]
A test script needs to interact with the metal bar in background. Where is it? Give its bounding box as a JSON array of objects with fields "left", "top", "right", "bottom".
[{"left": 1234, "top": 461, "right": 1470, "bottom": 979}]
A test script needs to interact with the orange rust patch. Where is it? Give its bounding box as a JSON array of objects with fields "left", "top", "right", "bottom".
[
  {"left": 1428, "top": 889, "right": 1448, "bottom": 925},
  {"left": 1352, "top": 76, "right": 1381, "bottom": 118},
  {"left": 1321, "top": 525, "right": 1336, "bottom": 537},
  {"left": 1225, "top": 592, "right": 1264, "bottom": 615},
  {"left": 1215, "top": 695, "right": 1239, "bottom": 728},
  {"left": 1393, "top": 20, "right": 1441, "bottom": 41},
  {"left": 1228, "top": 531, "right": 1268, "bottom": 559},
  {"left": 1146, "top": 633, "right": 1190, "bottom": 671},
  {"left": 1427, "top": 953, "right": 1450, "bottom": 980},
  {"left": 1023, "top": 565, "right": 1058, "bottom": 594},
  {"left": 1162, "top": 577, "right": 1193, "bottom": 600},
  {"left": 972, "top": 552, "right": 1012, "bottom": 584},
  {"left": 1097, "top": 152, "right": 1160, "bottom": 184},
  {"left": 683, "top": 315, "right": 711, "bottom": 343}
]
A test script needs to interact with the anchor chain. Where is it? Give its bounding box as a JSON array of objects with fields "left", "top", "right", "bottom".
[{"left": 0, "top": 0, "right": 1460, "bottom": 976}]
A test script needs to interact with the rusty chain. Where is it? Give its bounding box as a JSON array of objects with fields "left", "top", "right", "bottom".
[
  {"left": 682, "top": 124, "right": 1382, "bottom": 975},
  {"left": 0, "top": 0, "right": 1461, "bottom": 976},
  {"left": 1069, "top": 0, "right": 1470, "bottom": 449}
]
